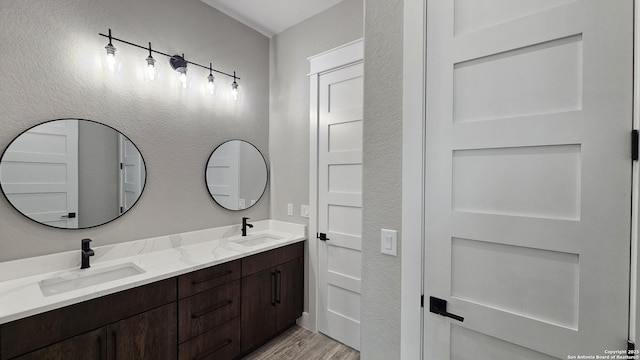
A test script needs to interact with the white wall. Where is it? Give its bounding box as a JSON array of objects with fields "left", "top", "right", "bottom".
[
  {"left": 362, "top": 0, "right": 405, "bottom": 359},
  {"left": 0, "top": 0, "right": 269, "bottom": 261}
]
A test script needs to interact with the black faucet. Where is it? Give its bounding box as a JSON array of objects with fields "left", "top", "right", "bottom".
[
  {"left": 81, "top": 238, "right": 95, "bottom": 269},
  {"left": 242, "top": 217, "right": 253, "bottom": 237}
]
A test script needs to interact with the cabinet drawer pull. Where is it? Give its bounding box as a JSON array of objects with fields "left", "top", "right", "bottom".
[
  {"left": 97, "top": 335, "right": 103, "bottom": 360},
  {"left": 191, "top": 270, "right": 233, "bottom": 285},
  {"left": 190, "top": 300, "right": 233, "bottom": 319},
  {"left": 271, "top": 272, "right": 277, "bottom": 306},
  {"left": 193, "top": 339, "right": 232, "bottom": 360},
  {"left": 276, "top": 270, "right": 282, "bottom": 304},
  {"left": 111, "top": 331, "right": 117, "bottom": 360}
]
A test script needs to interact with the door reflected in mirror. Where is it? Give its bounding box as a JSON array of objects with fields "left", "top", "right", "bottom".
[
  {"left": 205, "top": 140, "right": 268, "bottom": 211},
  {"left": 0, "top": 119, "right": 147, "bottom": 229}
]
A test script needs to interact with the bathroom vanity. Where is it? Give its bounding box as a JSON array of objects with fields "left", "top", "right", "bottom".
[{"left": 0, "top": 221, "right": 305, "bottom": 360}]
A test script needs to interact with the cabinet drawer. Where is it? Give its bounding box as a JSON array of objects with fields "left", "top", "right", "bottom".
[
  {"left": 241, "top": 242, "right": 304, "bottom": 276},
  {"left": 178, "top": 260, "right": 241, "bottom": 299},
  {"left": 178, "top": 318, "right": 240, "bottom": 360},
  {"left": 0, "top": 278, "right": 176, "bottom": 360},
  {"left": 179, "top": 280, "right": 240, "bottom": 343}
]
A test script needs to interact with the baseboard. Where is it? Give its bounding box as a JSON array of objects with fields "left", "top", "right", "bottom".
[{"left": 296, "top": 312, "right": 314, "bottom": 332}]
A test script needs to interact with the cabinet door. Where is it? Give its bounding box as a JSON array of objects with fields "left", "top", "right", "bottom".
[
  {"left": 13, "top": 328, "right": 106, "bottom": 360},
  {"left": 275, "top": 258, "right": 304, "bottom": 332},
  {"left": 106, "top": 303, "right": 177, "bottom": 360},
  {"left": 241, "top": 269, "right": 276, "bottom": 353}
]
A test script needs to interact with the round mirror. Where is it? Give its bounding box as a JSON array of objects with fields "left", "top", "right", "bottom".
[
  {"left": 0, "top": 119, "right": 147, "bottom": 229},
  {"left": 205, "top": 140, "right": 268, "bottom": 211}
]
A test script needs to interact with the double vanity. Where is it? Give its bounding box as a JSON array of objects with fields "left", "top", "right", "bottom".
[{"left": 0, "top": 220, "right": 306, "bottom": 360}]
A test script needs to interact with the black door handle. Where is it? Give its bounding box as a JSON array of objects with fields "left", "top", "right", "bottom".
[
  {"left": 429, "top": 296, "right": 464, "bottom": 322},
  {"left": 317, "top": 233, "right": 330, "bottom": 241}
]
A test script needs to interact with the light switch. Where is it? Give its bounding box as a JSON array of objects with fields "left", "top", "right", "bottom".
[
  {"left": 287, "top": 203, "right": 293, "bottom": 216},
  {"left": 301, "top": 205, "right": 310, "bottom": 218},
  {"left": 381, "top": 229, "right": 397, "bottom": 256},
  {"left": 238, "top": 199, "right": 246, "bottom": 209}
]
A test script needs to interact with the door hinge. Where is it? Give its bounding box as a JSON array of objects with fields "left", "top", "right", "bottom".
[
  {"left": 120, "top": 206, "right": 123, "bottom": 214},
  {"left": 421, "top": 295, "right": 424, "bottom": 308},
  {"left": 628, "top": 340, "right": 635, "bottom": 352},
  {"left": 120, "top": 162, "right": 123, "bottom": 169},
  {"left": 632, "top": 130, "right": 638, "bottom": 161}
]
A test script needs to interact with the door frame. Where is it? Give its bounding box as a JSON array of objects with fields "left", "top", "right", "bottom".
[
  {"left": 401, "top": 0, "right": 640, "bottom": 358},
  {"left": 306, "top": 38, "right": 364, "bottom": 333}
]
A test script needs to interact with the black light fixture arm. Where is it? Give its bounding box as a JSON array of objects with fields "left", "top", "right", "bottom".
[{"left": 98, "top": 29, "right": 240, "bottom": 80}]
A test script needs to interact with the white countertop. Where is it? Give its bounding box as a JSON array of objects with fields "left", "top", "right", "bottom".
[{"left": 0, "top": 220, "right": 306, "bottom": 324}]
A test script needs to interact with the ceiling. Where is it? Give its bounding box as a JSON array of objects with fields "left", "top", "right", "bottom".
[{"left": 201, "top": 0, "right": 345, "bottom": 37}]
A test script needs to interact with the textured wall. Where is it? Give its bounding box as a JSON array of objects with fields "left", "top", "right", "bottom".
[
  {"left": 269, "top": 0, "right": 364, "bottom": 225},
  {"left": 268, "top": 0, "right": 364, "bottom": 325},
  {"left": 361, "top": 0, "right": 404, "bottom": 359},
  {"left": 0, "top": 0, "right": 269, "bottom": 261}
]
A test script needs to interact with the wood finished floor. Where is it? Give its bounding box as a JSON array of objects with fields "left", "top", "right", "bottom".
[{"left": 241, "top": 326, "right": 360, "bottom": 360}]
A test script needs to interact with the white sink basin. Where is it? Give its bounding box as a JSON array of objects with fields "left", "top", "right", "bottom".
[
  {"left": 38, "top": 263, "right": 145, "bottom": 297},
  {"left": 232, "top": 233, "right": 283, "bottom": 247}
]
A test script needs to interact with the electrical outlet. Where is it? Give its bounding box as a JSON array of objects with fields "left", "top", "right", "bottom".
[
  {"left": 301, "top": 205, "right": 309, "bottom": 218},
  {"left": 287, "top": 203, "right": 293, "bottom": 216}
]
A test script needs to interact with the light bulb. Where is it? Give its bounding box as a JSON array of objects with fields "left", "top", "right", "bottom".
[
  {"left": 180, "top": 71, "right": 188, "bottom": 89},
  {"left": 207, "top": 74, "right": 216, "bottom": 95},
  {"left": 105, "top": 43, "right": 117, "bottom": 72},
  {"left": 231, "top": 81, "right": 239, "bottom": 101},
  {"left": 145, "top": 56, "right": 157, "bottom": 81}
]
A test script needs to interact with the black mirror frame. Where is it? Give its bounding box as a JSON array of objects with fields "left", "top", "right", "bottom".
[
  {"left": 204, "top": 139, "right": 269, "bottom": 211},
  {"left": 0, "top": 118, "right": 148, "bottom": 230}
]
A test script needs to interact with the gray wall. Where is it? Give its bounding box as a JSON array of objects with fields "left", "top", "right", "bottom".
[
  {"left": 78, "top": 120, "right": 120, "bottom": 228},
  {"left": 362, "top": 0, "right": 404, "bottom": 359},
  {"left": 0, "top": 0, "right": 269, "bottom": 261},
  {"left": 268, "top": 0, "right": 364, "bottom": 327},
  {"left": 269, "top": 0, "right": 364, "bottom": 225}
]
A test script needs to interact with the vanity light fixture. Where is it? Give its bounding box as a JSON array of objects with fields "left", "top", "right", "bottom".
[
  {"left": 231, "top": 71, "right": 239, "bottom": 101},
  {"left": 99, "top": 28, "right": 240, "bottom": 95},
  {"left": 104, "top": 29, "right": 118, "bottom": 72},
  {"left": 207, "top": 63, "right": 216, "bottom": 95},
  {"left": 169, "top": 54, "right": 190, "bottom": 89},
  {"left": 145, "top": 43, "right": 157, "bottom": 81}
]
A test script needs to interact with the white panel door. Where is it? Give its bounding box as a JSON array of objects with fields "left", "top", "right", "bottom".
[
  {"left": 424, "top": 1, "right": 633, "bottom": 359},
  {"left": 119, "top": 135, "right": 145, "bottom": 213},
  {"left": 0, "top": 120, "right": 78, "bottom": 228},
  {"left": 206, "top": 141, "right": 239, "bottom": 210},
  {"left": 318, "top": 62, "right": 364, "bottom": 350}
]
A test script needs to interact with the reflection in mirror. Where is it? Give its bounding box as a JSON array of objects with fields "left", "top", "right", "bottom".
[
  {"left": 206, "top": 140, "right": 268, "bottom": 211},
  {"left": 0, "top": 119, "right": 146, "bottom": 229}
]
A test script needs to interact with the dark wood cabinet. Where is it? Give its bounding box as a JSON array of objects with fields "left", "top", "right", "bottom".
[
  {"left": 0, "top": 242, "right": 304, "bottom": 360},
  {"left": 241, "top": 268, "right": 277, "bottom": 352},
  {"left": 240, "top": 243, "right": 304, "bottom": 354},
  {"left": 106, "top": 303, "right": 177, "bottom": 360},
  {"left": 275, "top": 258, "right": 304, "bottom": 332},
  {"left": 1, "top": 279, "right": 176, "bottom": 360},
  {"left": 177, "top": 260, "right": 242, "bottom": 360},
  {"left": 12, "top": 328, "right": 106, "bottom": 360}
]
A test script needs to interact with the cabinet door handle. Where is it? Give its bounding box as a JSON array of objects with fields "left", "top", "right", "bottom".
[
  {"left": 97, "top": 335, "right": 103, "bottom": 360},
  {"left": 271, "top": 272, "right": 277, "bottom": 306},
  {"left": 276, "top": 270, "right": 282, "bottom": 304},
  {"left": 191, "top": 300, "right": 233, "bottom": 319},
  {"left": 191, "top": 270, "right": 233, "bottom": 285},
  {"left": 111, "top": 331, "right": 117, "bottom": 360},
  {"left": 193, "top": 339, "right": 232, "bottom": 360}
]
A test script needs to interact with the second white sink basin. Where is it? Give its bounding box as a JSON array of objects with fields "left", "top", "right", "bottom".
[
  {"left": 232, "top": 233, "right": 283, "bottom": 247},
  {"left": 38, "top": 263, "right": 145, "bottom": 297}
]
